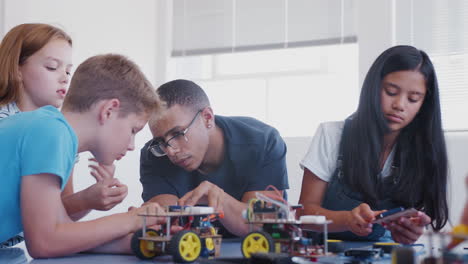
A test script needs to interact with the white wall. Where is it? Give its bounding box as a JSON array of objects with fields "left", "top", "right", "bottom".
[
  {"left": 2, "top": 0, "right": 162, "bottom": 220},
  {"left": 356, "top": 0, "right": 394, "bottom": 87},
  {"left": 3, "top": 0, "right": 466, "bottom": 228},
  {"left": 0, "top": 0, "right": 4, "bottom": 37}
]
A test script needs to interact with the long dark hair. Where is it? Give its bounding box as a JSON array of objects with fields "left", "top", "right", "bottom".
[{"left": 342, "top": 45, "right": 448, "bottom": 230}]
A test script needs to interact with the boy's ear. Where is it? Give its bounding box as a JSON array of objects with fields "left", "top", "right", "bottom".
[{"left": 98, "top": 99, "right": 121, "bottom": 124}]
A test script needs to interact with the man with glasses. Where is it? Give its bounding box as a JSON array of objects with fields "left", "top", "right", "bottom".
[{"left": 140, "top": 79, "right": 289, "bottom": 237}]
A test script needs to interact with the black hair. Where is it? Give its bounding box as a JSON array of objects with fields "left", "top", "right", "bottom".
[
  {"left": 157, "top": 79, "right": 210, "bottom": 112},
  {"left": 342, "top": 45, "right": 448, "bottom": 230}
]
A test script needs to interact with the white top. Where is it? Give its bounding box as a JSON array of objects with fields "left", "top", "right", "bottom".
[
  {"left": 300, "top": 121, "right": 395, "bottom": 182},
  {"left": 0, "top": 102, "right": 20, "bottom": 119}
]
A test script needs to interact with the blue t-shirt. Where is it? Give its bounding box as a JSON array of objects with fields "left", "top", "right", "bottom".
[{"left": 0, "top": 106, "right": 78, "bottom": 243}]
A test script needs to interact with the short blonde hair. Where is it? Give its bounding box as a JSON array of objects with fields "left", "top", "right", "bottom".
[
  {"left": 0, "top": 23, "right": 72, "bottom": 106},
  {"left": 62, "top": 54, "right": 160, "bottom": 116}
]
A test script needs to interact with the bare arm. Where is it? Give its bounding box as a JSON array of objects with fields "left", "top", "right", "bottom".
[
  {"left": 298, "top": 168, "right": 380, "bottom": 236},
  {"left": 21, "top": 173, "right": 161, "bottom": 258},
  {"left": 211, "top": 189, "right": 248, "bottom": 236},
  {"left": 87, "top": 233, "right": 133, "bottom": 254},
  {"left": 61, "top": 170, "right": 91, "bottom": 220},
  {"left": 462, "top": 175, "right": 468, "bottom": 225}
]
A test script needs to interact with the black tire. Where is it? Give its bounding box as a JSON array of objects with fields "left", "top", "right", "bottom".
[
  {"left": 327, "top": 239, "right": 345, "bottom": 253},
  {"left": 131, "top": 228, "right": 161, "bottom": 260},
  {"left": 169, "top": 230, "right": 202, "bottom": 263},
  {"left": 392, "top": 247, "right": 415, "bottom": 264},
  {"left": 241, "top": 231, "right": 274, "bottom": 258}
]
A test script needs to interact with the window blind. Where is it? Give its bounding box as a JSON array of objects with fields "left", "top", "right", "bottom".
[
  {"left": 396, "top": 0, "right": 468, "bottom": 130},
  {"left": 172, "top": 0, "right": 357, "bottom": 56}
]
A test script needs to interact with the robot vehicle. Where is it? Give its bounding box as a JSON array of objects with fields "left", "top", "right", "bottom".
[{"left": 131, "top": 205, "right": 224, "bottom": 263}]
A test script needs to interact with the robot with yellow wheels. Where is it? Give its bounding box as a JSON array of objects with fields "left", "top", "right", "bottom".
[
  {"left": 131, "top": 206, "right": 223, "bottom": 263},
  {"left": 241, "top": 191, "right": 331, "bottom": 259}
]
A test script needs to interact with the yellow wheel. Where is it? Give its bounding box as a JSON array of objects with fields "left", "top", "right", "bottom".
[
  {"left": 275, "top": 242, "right": 281, "bottom": 253},
  {"left": 131, "top": 228, "right": 161, "bottom": 260},
  {"left": 241, "top": 231, "right": 274, "bottom": 258},
  {"left": 169, "top": 230, "right": 201, "bottom": 263},
  {"left": 209, "top": 226, "right": 217, "bottom": 235},
  {"left": 448, "top": 224, "right": 468, "bottom": 249},
  {"left": 205, "top": 237, "right": 215, "bottom": 251}
]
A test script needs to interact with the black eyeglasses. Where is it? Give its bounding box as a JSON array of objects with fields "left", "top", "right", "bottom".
[{"left": 148, "top": 110, "right": 202, "bottom": 157}]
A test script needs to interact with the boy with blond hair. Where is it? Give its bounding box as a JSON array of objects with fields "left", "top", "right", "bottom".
[{"left": 0, "top": 54, "right": 163, "bottom": 258}]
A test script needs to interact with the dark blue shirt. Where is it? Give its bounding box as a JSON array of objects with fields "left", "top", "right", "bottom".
[{"left": 140, "top": 115, "right": 289, "bottom": 202}]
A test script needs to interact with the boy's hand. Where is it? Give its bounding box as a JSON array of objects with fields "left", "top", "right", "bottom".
[
  {"left": 82, "top": 178, "right": 128, "bottom": 211},
  {"left": 346, "top": 203, "right": 384, "bottom": 237},
  {"left": 386, "top": 211, "right": 431, "bottom": 244},
  {"left": 89, "top": 158, "right": 115, "bottom": 182},
  {"left": 129, "top": 203, "right": 166, "bottom": 232},
  {"left": 178, "top": 181, "right": 225, "bottom": 212}
]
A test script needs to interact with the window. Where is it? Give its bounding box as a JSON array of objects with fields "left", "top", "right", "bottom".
[
  {"left": 168, "top": 43, "right": 359, "bottom": 137},
  {"left": 396, "top": 0, "right": 468, "bottom": 130}
]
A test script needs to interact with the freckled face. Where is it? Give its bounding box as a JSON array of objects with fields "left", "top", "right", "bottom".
[{"left": 19, "top": 38, "right": 73, "bottom": 109}]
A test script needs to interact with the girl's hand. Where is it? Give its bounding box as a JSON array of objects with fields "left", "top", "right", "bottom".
[
  {"left": 82, "top": 178, "right": 128, "bottom": 211},
  {"left": 386, "top": 210, "right": 431, "bottom": 244},
  {"left": 89, "top": 158, "right": 115, "bottom": 182},
  {"left": 347, "top": 203, "right": 384, "bottom": 237}
]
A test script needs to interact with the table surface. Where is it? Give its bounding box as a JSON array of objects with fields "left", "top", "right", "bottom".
[
  {"left": 1, "top": 239, "right": 244, "bottom": 264},
  {"left": 1, "top": 237, "right": 464, "bottom": 264}
]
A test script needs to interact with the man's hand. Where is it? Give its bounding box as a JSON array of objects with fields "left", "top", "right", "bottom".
[
  {"left": 346, "top": 203, "right": 384, "bottom": 237},
  {"left": 82, "top": 178, "right": 128, "bottom": 211},
  {"left": 178, "top": 181, "right": 225, "bottom": 211},
  {"left": 386, "top": 210, "right": 431, "bottom": 244}
]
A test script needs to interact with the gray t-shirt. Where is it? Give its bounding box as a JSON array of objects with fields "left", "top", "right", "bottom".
[
  {"left": 139, "top": 115, "right": 289, "bottom": 236},
  {"left": 140, "top": 115, "right": 289, "bottom": 201}
]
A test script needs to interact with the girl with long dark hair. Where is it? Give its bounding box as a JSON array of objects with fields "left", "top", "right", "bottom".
[{"left": 298, "top": 45, "right": 448, "bottom": 243}]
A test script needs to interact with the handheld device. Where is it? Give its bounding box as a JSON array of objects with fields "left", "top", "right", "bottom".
[{"left": 373, "top": 207, "right": 418, "bottom": 224}]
